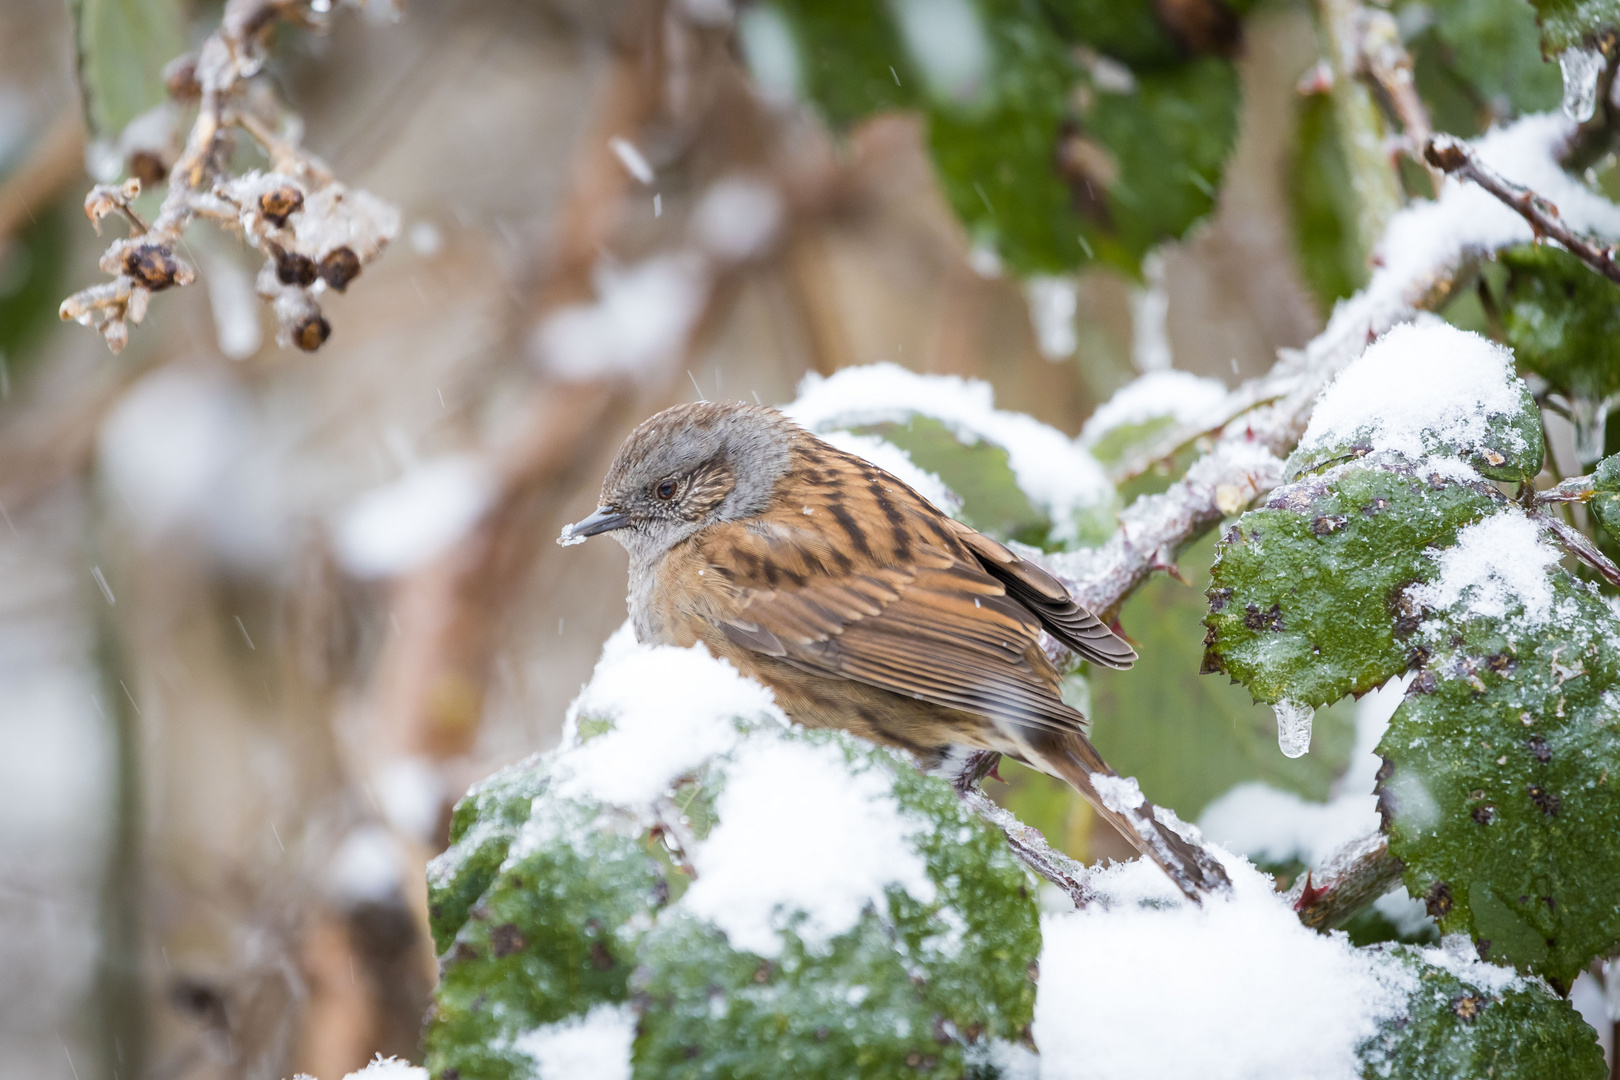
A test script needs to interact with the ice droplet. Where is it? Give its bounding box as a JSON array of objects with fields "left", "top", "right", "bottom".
[
  {"left": 1274, "top": 699, "right": 1314, "bottom": 759},
  {"left": 1559, "top": 46, "right": 1603, "bottom": 123}
]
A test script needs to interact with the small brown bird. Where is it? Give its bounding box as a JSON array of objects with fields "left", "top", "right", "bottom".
[{"left": 561, "top": 401, "right": 1228, "bottom": 899}]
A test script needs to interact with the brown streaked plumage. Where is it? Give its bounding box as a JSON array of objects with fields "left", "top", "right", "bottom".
[{"left": 561, "top": 401, "right": 1229, "bottom": 899}]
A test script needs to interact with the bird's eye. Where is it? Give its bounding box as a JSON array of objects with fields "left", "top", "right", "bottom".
[{"left": 655, "top": 478, "right": 678, "bottom": 500}]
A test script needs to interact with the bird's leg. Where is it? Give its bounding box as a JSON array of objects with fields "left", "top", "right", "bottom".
[{"left": 951, "top": 749, "right": 1002, "bottom": 794}]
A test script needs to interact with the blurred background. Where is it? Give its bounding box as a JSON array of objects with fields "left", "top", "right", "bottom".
[{"left": 0, "top": 0, "right": 1587, "bottom": 1076}]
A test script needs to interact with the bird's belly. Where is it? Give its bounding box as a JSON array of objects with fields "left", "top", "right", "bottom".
[{"left": 715, "top": 645, "right": 1006, "bottom": 766}]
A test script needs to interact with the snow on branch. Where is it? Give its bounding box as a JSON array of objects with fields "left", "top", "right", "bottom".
[
  {"left": 1425, "top": 132, "right": 1620, "bottom": 287},
  {"left": 1047, "top": 112, "right": 1618, "bottom": 626},
  {"left": 59, "top": 0, "right": 399, "bottom": 354}
]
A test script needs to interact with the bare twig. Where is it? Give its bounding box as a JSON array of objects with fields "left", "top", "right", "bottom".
[
  {"left": 1287, "top": 832, "right": 1405, "bottom": 930},
  {"left": 58, "top": 0, "right": 399, "bottom": 354},
  {"left": 1425, "top": 133, "right": 1620, "bottom": 287}
]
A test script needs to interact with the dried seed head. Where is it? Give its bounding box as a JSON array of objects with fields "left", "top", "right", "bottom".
[
  {"left": 259, "top": 186, "right": 305, "bottom": 228},
  {"left": 164, "top": 55, "right": 202, "bottom": 101},
  {"left": 293, "top": 312, "right": 331, "bottom": 352},
  {"left": 318, "top": 246, "right": 361, "bottom": 292},
  {"left": 122, "top": 244, "right": 192, "bottom": 291},
  {"left": 276, "top": 250, "right": 318, "bottom": 286}
]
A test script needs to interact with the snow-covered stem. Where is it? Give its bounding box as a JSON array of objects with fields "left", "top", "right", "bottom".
[
  {"left": 1538, "top": 511, "right": 1620, "bottom": 589},
  {"left": 1287, "top": 832, "right": 1405, "bottom": 931},
  {"left": 57, "top": 0, "right": 398, "bottom": 354},
  {"left": 1048, "top": 112, "right": 1607, "bottom": 626},
  {"left": 957, "top": 785, "right": 1095, "bottom": 909},
  {"left": 947, "top": 751, "right": 1097, "bottom": 907},
  {"left": 1425, "top": 133, "right": 1620, "bottom": 286}
]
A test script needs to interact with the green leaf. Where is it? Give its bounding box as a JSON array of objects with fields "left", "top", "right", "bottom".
[
  {"left": 1590, "top": 452, "right": 1620, "bottom": 536},
  {"left": 1089, "top": 532, "right": 1357, "bottom": 822},
  {"left": 1204, "top": 462, "right": 1504, "bottom": 707},
  {"left": 931, "top": 49, "right": 1240, "bottom": 276},
  {"left": 1527, "top": 0, "right": 1620, "bottom": 56},
  {"left": 426, "top": 729, "right": 1041, "bottom": 1079},
  {"left": 427, "top": 755, "right": 554, "bottom": 955},
  {"left": 1284, "top": 371, "right": 1544, "bottom": 485},
  {"left": 857, "top": 417, "right": 1053, "bottom": 547},
  {"left": 770, "top": 0, "right": 1245, "bottom": 276},
  {"left": 633, "top": 737, "right": 1040, "bottom": 1080},
  {"left": 426, "top": 796, "right": 667, "bottom": 1080},
  {"left": 1378, "top": 566, "right": 1620, "bottom": 988},
  {"left": 70, "top": 0, "right": 187, "bottom": 140},
  {"left": 1501, "top": 244, "right": 1620, "bottom": 403},
  {"left": 1358, "top": 945, "right": 1606, "bottom": 1078},
  {"left": 763, "top": 0, "right": 920, "bottom": 126},
  {"left": 1290, "top": 91, "right": 1366, "bottom": 313},
  {"left": 1399, "top": 0, "right": 1562, "bottom": 137}
]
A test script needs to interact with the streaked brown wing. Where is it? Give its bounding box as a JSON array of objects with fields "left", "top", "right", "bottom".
[
  {"left": 943, "top": 519, "right": 1137, "bottom": 670},
  {"left": 700, "top": 525, "right": 1084, "bottom": 737}
]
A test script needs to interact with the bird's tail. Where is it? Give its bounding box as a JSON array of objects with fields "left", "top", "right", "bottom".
[{"left": 1024, "top": 730, "right": 1231, "bottom": 902}]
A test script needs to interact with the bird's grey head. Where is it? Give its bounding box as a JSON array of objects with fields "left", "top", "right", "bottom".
[{"left": 559, "top": 401, "right": 799, "bottom": 565}]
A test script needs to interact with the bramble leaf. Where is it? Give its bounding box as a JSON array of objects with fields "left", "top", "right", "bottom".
[
  {"left": 1204, "top": 462, "right": 1503, "bottom": 707},
  {"left": 1377, "top": 554, "right": 1620, "bottom": 987},
  {"left": 1358, "top": 945, "right": 1605, "bottom": 1078}
]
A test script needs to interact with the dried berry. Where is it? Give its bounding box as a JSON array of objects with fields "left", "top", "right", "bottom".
[
  {"left": 123, "top": 244, "right": 185, "bottom": 291},
  {"left": 276, "top": 251, "right": 318, "bottom": 287},
  {"left": 318, "top": 246, "right": 361, "bottom": 292},
  {"left": 128, "top": 151, "right": 168, "bottom": 188},
  {"left": 258, "top": 186, "right": 305, "bottom": 228},
  {"left": 293, "top": 312, "right": 331, "bottom": 352},
  {"left": 164, "top": 55, "right": 201, "bottom": 101}
]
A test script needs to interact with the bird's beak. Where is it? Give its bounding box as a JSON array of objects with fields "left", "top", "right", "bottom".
[{"left": 557, "top": 505, "right": 631, "bottom": 546}]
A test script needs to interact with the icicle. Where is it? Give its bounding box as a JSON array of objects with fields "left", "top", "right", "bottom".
[
  {"left": 1559, "top": 46, "right": 1603, "bottom": 123},
  {"left": 1569, "top": 394, "right": 1617, "bottom": 466},
  {"left": 1274, "top": 699, "right": 1314, "bottom": 759}
]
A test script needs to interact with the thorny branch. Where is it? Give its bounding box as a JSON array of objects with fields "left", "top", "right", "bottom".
[
  {"left": 1287, "top": 833, "right": 1406, "bottom": 931},
  {"left": 1539, "top": 511, "right": 1620, "bottom": 588},
  {"left": 1023, "top": 119, "right": 1614, "bottom": 925},
  {"left": 1425, "top": 133, "right": 1620, "bottom": 288},
  {"left": 58, "top": 0, "right": 399, "bottom": 355}
]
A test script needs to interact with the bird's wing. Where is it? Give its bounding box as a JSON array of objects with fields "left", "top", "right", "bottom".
[
  {"left": 942, "top": 518, "right": 1137, "bottom": 670},
  {"left": 692, "top": 515, "right": 1085, "bottom": 737}
]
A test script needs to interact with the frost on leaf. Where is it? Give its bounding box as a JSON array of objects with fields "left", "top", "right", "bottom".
[
  {"left": 1289, "top": 320, "right": 1542, "bottom": 483},
  {"left": 1377, "top": 535, "right": 1620, "bottom": 988},
  {"left": 1204, "top": 461, "right": 1501, "bottom": 707},
  {"left": 425, "top": 629, "right": 1040, "bottom": 1080},
  {"left": 1358, "top": 943, "right": 1604, "bottom": 1078}
]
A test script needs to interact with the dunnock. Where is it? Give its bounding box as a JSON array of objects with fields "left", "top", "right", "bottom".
[{"left": 561, "top": 401, "right": 1228, "bottom": 899}]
